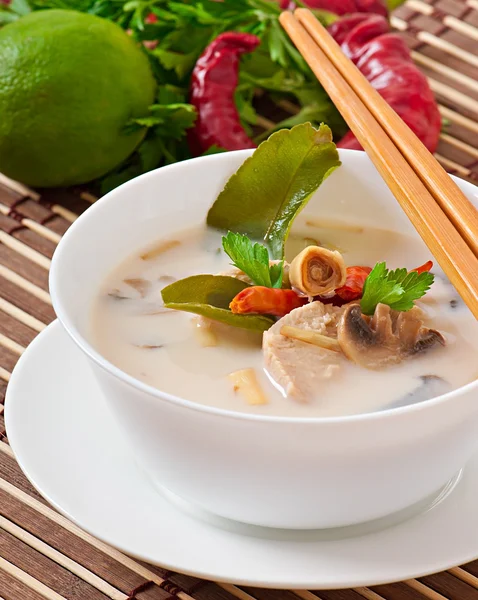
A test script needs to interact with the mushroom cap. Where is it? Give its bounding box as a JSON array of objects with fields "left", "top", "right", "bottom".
[{"left": 337, "top": 303, "right": 445, "bottom": 369}]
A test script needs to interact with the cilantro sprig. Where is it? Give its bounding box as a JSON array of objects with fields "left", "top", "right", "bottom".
[
  {"left": 360, "top": 262, "right": 434, "bottom": 316},
  {"left": 222, "top": 231, "right": 283, "bottom": 288}
]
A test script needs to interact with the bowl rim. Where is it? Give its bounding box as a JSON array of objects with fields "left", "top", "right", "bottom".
[{"left": 49, "top": 148, "right": 478, "bottom": 425}]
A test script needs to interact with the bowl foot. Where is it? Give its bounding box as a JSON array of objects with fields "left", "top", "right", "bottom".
[{"left": 147, "top": 470, "right": 463, "bottom": 539}]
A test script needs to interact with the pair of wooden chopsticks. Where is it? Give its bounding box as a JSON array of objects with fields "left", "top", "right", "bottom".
[{"left": 280, "top": 9, "right": 478, "bottom": 319}]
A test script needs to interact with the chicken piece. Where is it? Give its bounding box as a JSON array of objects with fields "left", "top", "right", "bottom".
[
  {"left": 337, "top": 303, "right": 445, "bottom": 369},
  {"left": 263, "top": 301, "right": 345, "bottom": 402}
]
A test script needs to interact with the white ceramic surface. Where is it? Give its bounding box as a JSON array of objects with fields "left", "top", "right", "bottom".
[
  {"left": 48, "top": 149, "right": 478, "bottom": 529},
  {"left": 5, "top": 321, "right": 478, "bottom": 589}
]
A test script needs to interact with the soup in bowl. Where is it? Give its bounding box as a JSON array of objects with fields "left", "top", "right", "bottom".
[{"left": 50, "top": 125, "right": 478, "bottom": 529}]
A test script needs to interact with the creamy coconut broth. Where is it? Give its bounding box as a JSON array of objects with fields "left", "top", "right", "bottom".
[{"left": 91, "top": 220, "right": 478, "bottom": 417}]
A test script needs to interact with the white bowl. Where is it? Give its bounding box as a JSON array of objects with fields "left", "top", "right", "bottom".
[{"left": 50, "top": 149, "right": 478, "bottom": 530}]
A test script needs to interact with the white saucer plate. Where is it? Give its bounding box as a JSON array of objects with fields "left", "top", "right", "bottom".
[{"left": 5, "top": 321, "right": 478, "bottom": 589}]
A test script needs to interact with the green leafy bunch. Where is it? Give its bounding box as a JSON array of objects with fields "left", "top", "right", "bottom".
[
  {"left": 121, "top": 0, "right": 346, "bottom": 147},
  {"left": 1, "top": 0, "right": 347, "bottom": 193}
]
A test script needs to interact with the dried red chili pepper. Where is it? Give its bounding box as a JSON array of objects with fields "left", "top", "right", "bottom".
[
  {"left": 411, "top": 260, "right": 433, "bottom": 274},
  {"left": 188, "top": 32, "right": 260, "bottom": 156},
  {"left": 334, "top": 266, "right": 372, "bottom": 301},
  {"left": 329, "top": 14, "right": 441, "bottom": 152},
  {"left": 230, "top": 286, "right": 307, "bottom": 317}
]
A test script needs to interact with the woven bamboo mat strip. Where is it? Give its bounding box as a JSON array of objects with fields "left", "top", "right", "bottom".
[{"left": 1, "top": 0, "right": 478, "bottom": 598}]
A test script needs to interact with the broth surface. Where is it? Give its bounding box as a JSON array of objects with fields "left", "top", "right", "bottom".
[{"left": 91, "top": 220, "right": 478, "bottom": 417}]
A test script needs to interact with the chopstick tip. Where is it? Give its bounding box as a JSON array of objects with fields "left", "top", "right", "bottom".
[
  {"left": 295, "top": 7, "right": 322, "bottom": 25},
  {"left": 279, "top": 10, "right": 295, "bottom": 25}
]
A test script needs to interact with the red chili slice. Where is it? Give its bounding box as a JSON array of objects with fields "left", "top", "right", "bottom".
[{"left": 411, "top": 260, "right": 433, "bottom": 274}]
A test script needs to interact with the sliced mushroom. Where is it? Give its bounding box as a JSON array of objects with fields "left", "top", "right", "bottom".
[
  {"left": 124, "top": 277, "right": 151, "bottom": 298},
  {"left": 389, "top": 375, "right": 451, "bottom": 409},
  {"left": 107, "top": 289, "right": 131, "bottom": 301},
  {"left": 337, "top": 303, "right": 445, "bottom": 369},
  {"left": 289, "top": 246, "right": 346, "bottom": 297}
]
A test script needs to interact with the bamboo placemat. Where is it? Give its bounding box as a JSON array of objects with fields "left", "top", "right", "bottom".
[{"left": 1, "top": 1, "right": 478, "bottom": 598}]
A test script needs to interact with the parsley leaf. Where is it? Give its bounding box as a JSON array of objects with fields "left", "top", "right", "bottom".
[
  {"left": 125, "top": 102, "right": 196, "bottom": 138},
  {"left": 269, "top": 261, "right": 284, "bottom": 289},
  {"left": 222, "top": 231, "right": 283, "bottom": 288},
  {"left": 387, "top": 269, "right": 435, "bottom": 311},
  {"left": 361, "top": 262, "right": 434, "bottom": 316}
]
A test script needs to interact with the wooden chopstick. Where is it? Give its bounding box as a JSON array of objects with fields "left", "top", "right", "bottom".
[
  {"left": 294, "top": 8, "right": 478, "bottom": 259},
  {"left": 279, "top": 10, "right": 478, "bottom": 319}
]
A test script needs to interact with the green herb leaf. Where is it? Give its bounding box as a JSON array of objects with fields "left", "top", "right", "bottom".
[
  {"left": 222, "top": 231, "right": 283, "bottom": 288},
  {"left": 207, "top": 123, "right": 340, "bottom": 259},
  {"left": 234, "top": 86, "right": 257, "bottom": 135},
  {"left": 201, "top": 145, "right": 227, "bottom": 156},
  {"left": 254, "top": 102, "right": 346, "bottom": 144},
  {"left": 151, "top": 47, "right": 199, "bottom": 79},
  {"left": 387, "top": 269, "right": 435, "bottom": 311},
  {"left": 361, "top": 262, "right": 434, "bottom": 315},
  {"left": 360, "top": 263, "right": 404, "bottom": 315},
  {"left": 0, "top": 0, "right": 31, "bottom": 23},
  {"left": 9, "top": 0, "right": 32, "bottom": 13},
  {"left": 100, "top": 83, "right": 196, "bottom": 194},
  {"left": 126, "top": 103, "right": 197, "bottom": 138},
  {"left": 269, "top": 261, "right": 284, "bottom": 289},
  {"left": 0, "top": 12, "right": 18, "bottom": 24},
  {"left": 309, "top": 9, "right": 339, "bottom": 27},
  {"left": 161, "top": 274, "right": 274, "bottom": 331},
  {"left": 385, "top": 0, "right": 407, "bottom": 9}
]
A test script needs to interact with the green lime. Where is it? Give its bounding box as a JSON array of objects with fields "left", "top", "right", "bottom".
[{"left": 0, "top": 9, "right": 156, "bottom": 187}]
